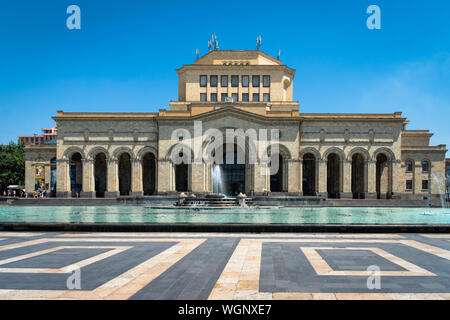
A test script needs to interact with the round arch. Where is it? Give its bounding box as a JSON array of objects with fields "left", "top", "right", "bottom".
[
  {"left": 165, "top": 143, "right": 194, "bottom": 162},
  {"left": 299, "top": 148, "right": 321, "bottom": 160},
  {"left": 265, "top": 143, "right": 292, "bottom": 160},
  {"left": 112, "top": 147, "right": 135, "bottom": 161},
  {"left": 93, "top": 152, "right": 108, "bottom": 198},
  {"left": 65, "top": 149, "right": 84, "bottom": 198},
  {"left": 140, "top": 147, "right": 158, "bottom": 196},
  {"left": 137, "top": 146, "right": 158, "bottom": 161},
  {"left": 63, "top": 147, "right": 86, "bottom": 161},
  {"left": 322, "top": 147, "right": 345, "bottom": 161},
  {"left": 372, "top": 147, "right": 396, "bottom": 161},
  {"left": 165, "top": 143, "right": 193, "bottom": 193},
  {"left": 347, "top": 147, "right": 370, "bottom": 161},
  {"left": 265, "top": 143, "right": 291, "bottom": 193},
  {"left": 87, "top": 147, "right": 110, "bottom": 161}
]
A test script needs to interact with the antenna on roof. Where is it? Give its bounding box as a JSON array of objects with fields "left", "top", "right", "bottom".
[
  {"left": 277, "top": 49, "right": 281, "bottom": 60},
  {"left": 214, "top": 34, "right": 219, "bottom": 50},
  {"left": 256, "top": 35, "right": 262, "bottom": 50},
  {"left": 196, "top": 48, "right": 199, "bottom": 59},
  {"left": 208, "top": 34, "right": 219, "bottom": 51}
]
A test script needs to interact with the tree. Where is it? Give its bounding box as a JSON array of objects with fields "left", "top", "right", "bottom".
[{"left": 0, "top": 142, "right": 25, "bottom": 193}]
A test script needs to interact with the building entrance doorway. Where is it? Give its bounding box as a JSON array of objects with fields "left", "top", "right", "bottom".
[{"left": 212, "top": 145, "right": 245, "bottom": 196}]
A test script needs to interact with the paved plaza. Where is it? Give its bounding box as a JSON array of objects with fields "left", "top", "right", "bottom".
[{"left": 0, "top": 232, "right": 449, "bottom": 300}]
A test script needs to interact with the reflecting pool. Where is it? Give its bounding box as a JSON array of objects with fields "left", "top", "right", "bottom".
[{"left": 0, "top": 206, "right": 449, "bottom": 225}]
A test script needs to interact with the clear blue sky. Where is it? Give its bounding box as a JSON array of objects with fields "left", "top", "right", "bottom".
[{"left": 0, "top": 0, "right": 449, "bottom": 151}]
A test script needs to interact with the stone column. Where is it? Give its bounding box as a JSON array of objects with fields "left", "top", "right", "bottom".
[
  {"left": 105, "top": 159, "right": 119, "bottom": 198},
  {"left": 318, "top": 159, "right": 327, "bottom": 198},
  {"left": 157, "top": 159, "right": 172, "bottom": 193},
  {"left": 391, "top": 160, "right": 402, "bottom": 197},
  {"left": 130, "top": 159, "right": 143, "bottom": 197},
  {"left": 56, "top": 159, "right": 70, "bottom": 198},
  {"left": 25, "top": 161, "right": 35, "bottom": 196},
  {"left": 298, "top": 159, "right": 303, "bottom": 196},
  {"left": 364, "top": 159, "right": 369, "bottom": 194},
  {"left": 81, "top": 159, "right": 95, "bottom": 198},
  {"left": 204, "top": 163, "right": 211, "bottom": 193},
  {"left": 190, "top": 162, "right": 204, "bottom": 193},
  {"left": 366, "top": 160, "right": 377, "bottom": 199},
  {"left": 341, "top": 159, "right": 352, "bottom": 198},
  {"left": 245, "top": 164, "right": 255, "bottom": 195},
  {"left": 287, "top": 159, "right": 300, "bottom": 194},
  {"left": 44, "top": 164, "right": 51, "bottom": 191},
  {"left": 253, "top": 163, "right": 268, "bottom": 194}
]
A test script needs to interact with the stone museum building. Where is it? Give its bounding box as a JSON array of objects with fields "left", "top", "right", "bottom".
[{"left": 23, "top": 50, "right": 447, "bottom": 200}]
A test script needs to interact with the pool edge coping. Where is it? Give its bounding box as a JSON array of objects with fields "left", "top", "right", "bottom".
[{"left": 0, "top": 222, "right": 449, "bottom": 233}]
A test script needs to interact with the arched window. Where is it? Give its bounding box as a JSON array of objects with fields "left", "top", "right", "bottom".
[
  {"left": 94, "top": 153, "right": 107, "bottom": 198},
  {"left": 302, "top": 153, "right": 316, "bottom": 196},
  {"left": 351, "top": 153, "right": 365, "bottom": 199},
  {"left": 70, "top": 153, "right": 83, "bottom": 197},
  {"left": 142, "top": 153, "right": 156, "bottom": 195},
  {"left": 405, "top": 160, "right": 413, "bottom": 172},
  {"left": 118, "top": 153, "right": 132, "bottom": 196},
  {"left": 327, "top": 153, "right": 341, "bottom": 199}
]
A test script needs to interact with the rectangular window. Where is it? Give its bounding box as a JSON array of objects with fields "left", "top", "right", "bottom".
[
  {"left": 422, "top": 180, "right": 429, "bottom": 190},
  {"left": 210, "top": 93, "right": 217, "bottom": 102},
  {"left": 406, "top": 180, "right": 413, "bottom": 190},
  {"left": 263, "top": 93, "right": 270, "bottom": 102},
  {"left": 210, "top": 75, "right": 217, "bottom": 87},
  {"left": 221, "top": 75, "right": 228, "bottom": 87},
  {"left": 242, "top": 75, "right": 249, "bottom": 87},
  {"left": 252, "top": 75, "right": 260, "bottom": 87},
  {"left": 422, "top": 161, "right": 429, "bottom": 172},
  {"left": 253, "top": 93, "right": 260, "bottom": 102},
  {"left": 200, "top": 75, "right": 207, "bottom": 87},
  {"left": 200, "top": 93, "right": 207, "bottom": 101},
  {"left": 231, "top": 93, "right": 238, "bottom": 102},
  {"left": 231, "top": 75, "right": 239, "bottom": 87},
  {"left": 242, "top": 93, "right": 249, "bottom": 102},
  {"left": 263, "top": 75, "right": 270, "bottom": 87},
  {"left": 406, "top": 161, "right": 413, "bottom": 172},
  {"left": 221, "top": 93, "right": 228, "bottom": 102}
]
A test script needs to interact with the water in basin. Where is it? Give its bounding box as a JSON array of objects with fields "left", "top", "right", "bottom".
[{"left": 0, "top": 206, "right": 449, "bottom": 225}]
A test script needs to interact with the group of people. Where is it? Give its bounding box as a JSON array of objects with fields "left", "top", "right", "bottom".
[
  {"left": 1, "top": 189, "right": 49, "bottom": 198},
  {"left": 33, "top": 189, "right": 48, "bottom": 198},
  {"left": 2, "top": 189, "right": 27, "bottom": 198}
]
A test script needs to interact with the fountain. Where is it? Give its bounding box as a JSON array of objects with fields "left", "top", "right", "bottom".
[
  {"left": 174, "top": 164, "right": 253, "bottom": 208},
  {"left": 431, "top": 173, "right": 448, "bottom": 209},
  {"left": 180, "top": 193, "right": 241, "bottom": 208},
  {"left": 212, "top": 164, "right": 226, "bottom": 195}
]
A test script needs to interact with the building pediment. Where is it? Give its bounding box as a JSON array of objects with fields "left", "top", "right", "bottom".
[
  {"left": 180, "top": 106, "right": 298, "bottom": 124},
  {"left": 192, "top": 50, "right": 282, "bottom": 66}
]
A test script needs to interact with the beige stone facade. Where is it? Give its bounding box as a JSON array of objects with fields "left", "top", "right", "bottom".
[{"left": 24, "top": 50, "right": 447, "bottom": 200}]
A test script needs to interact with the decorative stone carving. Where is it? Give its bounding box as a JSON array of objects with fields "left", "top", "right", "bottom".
[
  {"left": 83, "top": 129, "right": 89, "bottom": 142},
  {"left": 108, "top": 129, "right": 114, "bottom": 142},
  {"left": 319, "top": 129, "right": 326, "bottom": 143},
  {"left": 368, "top": 129, "right": 375, "bottom": 144},
  {"left": 344, "top": 129, "right": 350, "bottom": 144}
]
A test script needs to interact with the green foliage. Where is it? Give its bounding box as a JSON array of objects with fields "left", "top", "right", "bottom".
[{"left": 0, "top": 142, "right": 25, "bottom": 193}]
